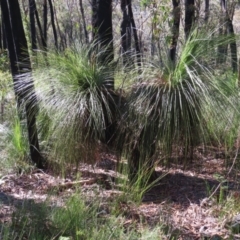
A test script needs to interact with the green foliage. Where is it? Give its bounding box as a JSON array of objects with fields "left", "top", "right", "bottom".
[
  {"left": 0, "top": 50, "right": 9, "bottom": 72},
  {"left": 0, "top": 194, "right": 166, "bottom": 240},
  {"left": 5, "top": 116, "right": 32, "bottom": 172},
  {"left": 0, "top": 109, "right": 32, "bottom": 174},
  {"left": 121, "top": 28, "right": 238, "bottom": 172},
  {"left": 0, "top": 70, "right": 12, "bottom": 117},
  {"left": 21, "top": 44, "right": 121, "bottom": 169}
]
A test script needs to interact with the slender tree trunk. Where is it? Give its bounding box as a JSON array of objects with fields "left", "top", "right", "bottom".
[
  {"left": 227, "top": 14, "right": 238, "bottom": 73},
  {"left": 170, "top": 0, "right": 180, "bottom": 63},
  {"left": 48, "top": 0, "right": 58, "bottom": 50},
  {"left": 1, "top": 14, "right": 7, "bottom": 49},
  {"left": 92, "top": 0, "right": 98, "bottom": 42},
  {"left": 1, "top": 0, "right": 43, "bottom": 168},
  {"left": 128, "top": 0, "right": 141, "bottom": 68},
  {"left": 217, "top": 0, "right": 228, "bottom": 64},
  {"left": 120, "top": 0, "right": 131, "bottom": 66},
  {"left": 43, "top": 0, "right": 48, "bottom": 49},
  {"left": 204, "top": 0, "right": 209, "bottom": 22},
  {"left": 184, "top": 0, "right": 195, "bottom": 39},
  {"left": 97, "top": 0, "right": 114, "bottom": 60},
  {"left": 0, "top": 23, "right": 2, "bottom": 49},
  {"left": 33, "top": 0, "right": 46, "bottom": 49},
  {"left": 79, "top": 0, "right": 89, "bottom": 44},
  {"left": 29, "top": 0, "right": 37, "bottom": 50},
  {"left": 93, "top": 0, "right": 114, "bottom": 89},
  {"left": 151, "top": 1, "right": 157, "bottom": 57}
]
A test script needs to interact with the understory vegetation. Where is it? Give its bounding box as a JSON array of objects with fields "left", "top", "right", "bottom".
[{"left": 1, "top": 0, "right": 240, "bottom": 239}]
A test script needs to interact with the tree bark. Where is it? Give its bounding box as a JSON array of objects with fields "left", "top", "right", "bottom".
[
  {"left": 79, "top": 0, "right": 89, "bottom": 44},
  {"left": 1, "top": 14, "right": 7, "bottom": 49},
  {"left": 170, "top": 0, "right": 180, "bottom": 63},
  {"left": 227, "top": 13, "right": 238, "bottom": 73},
  {"left": 91, "top": 0, "right": 98, "bottom": 42},
  {"left": 128, "top": 0, "right": 141, "bottom": 68},
  {"left": 0, "top": 22, "right": 2, "bottom": 49},
  {"left": 29, "top": 0, "right": 37, "bottom": 50},
  {"left": 92, "top": 0, "right": 114, "bottom": 89},
  {"left": 48, "top": 0, "right": 58, "bottom": 50},
  {"left": 43, "top": 0, "right": 48, "bottom": 49},
  {"left": 32, "top": 0, "right": 47, "bottom": 50},
  {"left": 184, "top": 0, "right": 195, "bottom": 39},
  {"left": 204, "top": 0, "right": 209, "bottom": 22},
  {"left": 120, "top": 0, "right": 131, "bottom": 66},
  {"left": 217, "top": 0, "right": 228, "bottom": 64},
  {"left": 1, "top": 0, "right": 43, "bottom": 168}
]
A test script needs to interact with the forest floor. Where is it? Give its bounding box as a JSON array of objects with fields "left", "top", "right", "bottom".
[{"left": 0, "top": 147, "right": 240, "bottom": 239}]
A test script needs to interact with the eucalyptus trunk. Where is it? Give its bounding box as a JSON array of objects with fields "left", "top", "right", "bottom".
[
  {"left": 217, "top": 0, "right": 228, "bottom": 64},
  {"left": 29, "top": 0, "right": 37, "bottom": 50},
  {"left": 1, "top": 14, "right": 7, "bottom": 49},
  {"left": 128, "top": 0, "right": 141, "bottom": 68},
  {"left": 34, "top": 0, "right": 46, "bottom": 49},
  {"left": 170, "top": 0, "right": 180, "bottom": 63},
  {"left": 91, "top": 0, "right": 98, "bottom": 42},
  {"left": 204, "top": 0, "right": 209, "bottom": 22},
  {"left": 48, "top": 0, "right": 58, "bottom": 50},
  {"left": 43, "top": 0, "right": 48, "bottom": 49},
  {"left": 1, "top": 0, "right": 43, "bottom": 168},
  {"left": 120, "top": 0, "right": 131, "bottom": 66},
  {"left": 184, "top": 0, "right": 195, "bottom": 39},
  {"left": 79, "top": 0, "right": 88, "bottom": 44}
]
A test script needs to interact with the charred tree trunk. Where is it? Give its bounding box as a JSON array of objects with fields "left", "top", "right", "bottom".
[
  {"left": 97, "top": 0, "right": 114, "bottom": 61},
  {"left": 92, "top": 0, "right": 98, "bottom": 42},
  {"left": 43, "top": 0, "right": 47, "bottom": 49},
  {"left": 29, "top": 0, "right": 37, "bottom": 50},
  {"left": 32, "top": 0, "right": 46, "bottom": 50},
  {"left": 93, "top": 0, "right": 114, "bottom": 89},
  {"left": 120, "top": 0, "right": 131, "bottom": 66},
  {"left": 0, "top": 23, "right": 2, "bottom": 49},
  {"left": 1, "top": 0, "right": 43, "bottom": 168},
  {"left": 204, "top": 0, "right": 209, "bottom": 22},
  {"left": 1, "top": 14, "right": 7, "bottom": 49},
  {"left": 227, "top": 13, "right": 238, "bottom": 73},
  {"left": 184, "top": 0, "right": 195, "bottom": 39},
  {"left": 217, "top": 0, "right": 228, "bottom": 64},
  {"left": 169, "top": 0, "right": 180, "bottom": 63},
  {"left": 79, "top": 0, "right": 88, "bottom": 44},
  {"left": 48, "top": 0, "right": 58, "bottom": 50},
  {"left": 128, "top": 0, "right": 141, "bottom": 68}
]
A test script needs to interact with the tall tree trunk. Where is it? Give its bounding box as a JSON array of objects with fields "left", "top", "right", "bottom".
[
  {"left": 151, "top": 1, "right": 157, "bottom": 57},
  {"left": 92, "top": 0, "right": 98, "bottom": 43},
  {"left": 43, "top": 0, "right": 48, "bottom": 49},
  {"left": 79, "top": 0, "right": 89, "bottom": 44},
  {"left": 120, "top": 0, "right": 131, "bottom": 66},
  {"left": 1, "top": 0, "right": 43, "bottom": 168},
  {"left": 217, "top": 0, "right": 228, "bottom": 64},
  {"left": 97, "top": 0, "right": 114, "bottom": 61},
  {"left": 227, "top": 8, "right": 238, "bottom": 73},
  {"left": 128, "top": 0, "right": 141, "bottom": 68},
  {"left": 1, "top": 14, "right": 7, "bottom": 49},
  {"left": 169, "top": 0, "right": 180, "bottom": 63},
  {"left": 48, "top": 0, "right": 58, "bottom": 50},
  {"left": 32, "top": 0, "right": 47, "bottom": 50},
  {"left": 184, "top": 0, "right": 195, "bottom": 39},
  {"left": 93, "top": 0, "right": 114, "bottom": 90},
  {"left": 204, "top": 0, "right": 209, "bottom": 22},
  {"left": 29, "top": 0, "right": 37, "bottom": 50},
  {"left": 0, "top": 22, "right": 2, "bottom": 49}
]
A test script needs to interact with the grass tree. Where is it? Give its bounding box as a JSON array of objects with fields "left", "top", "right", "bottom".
[
  {"left": 122, "top": 28, "right": 238, "bottom": 183},
  {"left": 25, "top": 44, "right": 121, "bottom": 168}
]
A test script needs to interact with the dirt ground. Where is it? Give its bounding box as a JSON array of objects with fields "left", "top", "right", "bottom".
[{"left": 1, "top": 146, "right": 240, "bottom": 239}]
